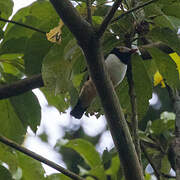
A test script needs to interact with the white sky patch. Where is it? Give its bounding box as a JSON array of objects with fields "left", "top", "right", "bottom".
[
  {"left": 82, "top": 115, "right": 106, "bottom": 136},
  {"left": 24, "top": 136, "right": 65, "bottom": 175},
  {"left": 96, "top": 130, "right": 114, "bottom": 154},
  {"left": 13, "top": 0, "right": 36, "bottom": 15}
]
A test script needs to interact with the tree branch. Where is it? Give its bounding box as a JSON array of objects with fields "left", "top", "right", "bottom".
[
  {"left": 0, "top": 135, "right": 85, "bottom": 180},
  {"left": 0, "top": 41, "right": 174, "bottom": 100},
  {"left": 86, "top": 0, "right": 92, "bottom": 24},
  {"left": 50, "top": 1, "right": 144, "bottom": 180},
  {"left": 166, "top": 85, "right": 180, "bottom": 179},
  {"left": 126, "top": 62, "right": 141, "bottom": 164},
  {"left": 0, "top": 74, "right": 44, "bottom": 100},
  {"left": 0, "top": 17, "right": 46, "bottom": 34},
  {"left": 97, "top": 0, "right": 123, "bottom": 38},
  {"left": 111, "top": 0, "right": 157, "bottom": 23}
]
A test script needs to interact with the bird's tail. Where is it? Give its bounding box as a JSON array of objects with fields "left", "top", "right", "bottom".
[{"left": 70, "top": 99, "right": 87, "bottom": 119}]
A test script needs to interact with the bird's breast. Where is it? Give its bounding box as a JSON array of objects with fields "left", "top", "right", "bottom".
[{"left": 105, "top": 54, "right": 127, "bottom": 86}]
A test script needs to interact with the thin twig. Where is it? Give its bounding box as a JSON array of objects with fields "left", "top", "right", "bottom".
[
  {"left": 126, "top": 61, "right": 141, "bottom": 164},
  {"left": 0, "top": 135, "right": 85, "bottom": 180},
  {"left": 111, "top": 0, "right": 157, "bottom": 23},
  {"left": 0, "top": 17, "right": 46, "bottom": 34},
  {"left": 97, "top": 0, "right": 123, "bottom": 37},
  {"left": 141, "top": 142, "right": 161, "bottom": 180},
  {"left": 141, "top": 143, "right": 176, "bottom": 179},
  {"left": 86, "top": 0, "right": 92, "bottom": 24},
  {"left": 0, "top": 74, "right": 44, "bottom": 100}
]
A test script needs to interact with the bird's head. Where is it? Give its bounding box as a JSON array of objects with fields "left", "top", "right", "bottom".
[{"left": 111, "top": 46, "right": 137, "bottom": 64}]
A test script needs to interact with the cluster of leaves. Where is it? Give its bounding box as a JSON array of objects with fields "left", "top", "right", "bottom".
[{"left": 0, "top": 0, "right": 180, "bottom": 179}]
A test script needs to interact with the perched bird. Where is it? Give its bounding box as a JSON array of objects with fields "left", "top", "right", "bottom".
[{"left": 70, "top": 46, "right": 137, "bottom": 119}]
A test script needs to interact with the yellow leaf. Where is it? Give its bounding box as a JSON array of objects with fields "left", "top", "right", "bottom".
[
  {"left": 169, "top": 52, "right": 180, "bottom": 78},
  {"left": 46, "top": 19, "right": 64, "bottom": 44},
  {"left": 154, "top": 71, "right": 165, "bottom": 88}
]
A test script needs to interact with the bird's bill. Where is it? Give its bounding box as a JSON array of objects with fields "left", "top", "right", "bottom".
[{"left": 130, "top": 48, "right": 138, "bottom": 54}]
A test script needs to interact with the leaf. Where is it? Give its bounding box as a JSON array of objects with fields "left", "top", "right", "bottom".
[
  {"left": 149, "top": 27, "right": 180, "bottom": 55},
  {"left": 169, "top": 52, "right": 180, "bottom": 78},
  {"left": 41, "top": 88, "right": 68, "bottom": 113},
  {"left": 42, "top": 27, "right": 74, "bottom": 95},
  {"left": 162, "top": 2, "right": 180, "bottom": 19},
  {"left": 46, "top": 19, "right": 63, "bottom": 44},
  {"left": 17, "top": 152, "right": 45, "bottom": 180},
  {"left": 154, "top": 71, "right": 165, "bottom": 87},
  {"left": 46, "top": 173, "right": 71, "bottom": 180},
  {"left": 151, "top": 119, "right": 174, "bottom": 135},
  {"left": 161, "top": 155, "right": 171, "bottom": 174},
  {"left": 64, "top": 139, "right": 102, "bottom": 168},
  {"left": 89, "top": 165, "right": 107, "bottom": 180},
  {"left": 9, "top": 91, "right": 41, "bottom": 133},
  {"left": 0, "top": 1, "right": 59, "bottom": 56},
  {"left": 24, "top": 32, "right": 52, "bottom": 75},
  {"left": 0, "top": 165, "right": 13, "bottom": 180},
  {"left": 167, "top": 16, "right": 180, "bottom": 31},
  {"left": 0, "top": 0, "right": 14, "bottom": 29},
  {"left": 106, "top": 155, "right": 120, "bottom": 176},
  {"left": 0, "top": 99, "right": 26, "bottom": 143},
  {"left": 132, "top": 54, "right": 153, "bottom": 120},
  {"left": 139, "top": 131, "right": 156, "bottom": 144},
  {"left": 148, "top": 48, "right": 180, "bottom": 88},
  {"left": 153, "top": 15, "right": 177, "bottom": 31},
  {"left": 116, "top": 78, "right": 131, "bottom": 115},
  {"left": 0, "top": 144, "right": 18, "bottom": 173}
]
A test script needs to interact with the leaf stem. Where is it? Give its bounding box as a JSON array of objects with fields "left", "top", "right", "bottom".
[
  {"left": 97, "top": 0, "right": 123, "bottom": 38},
  {"left": 0, "top": 135, "right": 85, "bottom": 180},
  {"left": 0, "top": 17, "right": 46, "bottom": 34},
  {"left": 111, "top": 0, "right": 157, "bottom": 23}
]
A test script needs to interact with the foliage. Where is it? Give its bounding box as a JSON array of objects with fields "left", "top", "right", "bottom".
[{"left": 0, "top": 0, "right": 179, "bottom": 179}]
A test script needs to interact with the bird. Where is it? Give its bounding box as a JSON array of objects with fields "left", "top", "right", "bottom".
[{"left": 70, "top": 46, "right": 137, "bottom": 119}]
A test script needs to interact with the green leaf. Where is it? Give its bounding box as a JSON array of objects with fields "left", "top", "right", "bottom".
[
  {"left": 0, "top": 28, "right": 4, "bottom": 39},
  {"left": 149, "top": 27, "right": 180, "bottom": 55},
  {"left": 0, "top": 165, "right": 13, "bottom": 180},
  {"left": 139, "top": 131, "right": 156, "bottom": 144},
  {"left": 41, "top": 88, "right": 68, "bottom": 113},
  {"left": 0, "top": 99, "right": 26, "bottom": 143},
  {"left": 89, "top": 165, "right": 107, "bottom": 180},
  {"left": 24, "top": 32, "right": 52, "bottom": 75},
  {"left": 9, "top": 91, "right": 41, "bottom": 133},
  {"left": 151, "top": 119, "right": 174, "bottom": 135},
  {"left": 161, "top": 155, "right": 171, "bottom": 174},
  {"left": 148, "top": 47, "right": 180, "bottom": 88},
  {"left": 0, "top": 144, "right": 18, "bottom": 173},
  {"left": 42, "top": 26, "right": 73, "bottom": 95},
  {"left": 17, "top": 152, "right": 45, "bottom": 180},
  {"left": 116, "top": 78, "right": 131, "bottom": 116},
  {"left": 0, "top": 54, "right": 24, "bottom": 75},
  {"left": 46, "top": 173, "right": 71, "bottom": 180},
  {"left": 64, "top": 139, "right": 102, "bottom": 168},
  {"left": 106, "top": 155, "right": 120, "bottom": 176},
  {"left": 162, "top": 2, "right": 180, "bottom": 19},
  {"left": 0, "top": 1, "right": 58, "bottom": 56},
  {"left": 167, "top": 16, "right": 180, "bottom": 31},
  {"left": 0, "top": 0, "right": 14, "bottom": 28},
  {"left": 132, "top": 54, "right": 153, "bottom": 120},
  {"left": 153, "top": 15, "right": 177, "bottom": 30}
]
